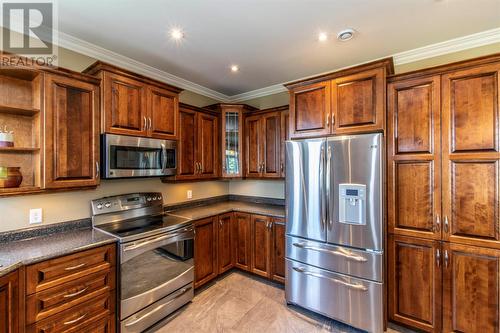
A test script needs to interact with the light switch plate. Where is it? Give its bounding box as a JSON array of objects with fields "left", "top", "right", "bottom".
[
  {"left": 29, "top": 208, "right": 43, "bottom": 224},
  {"left": 187, "top": 190, "right": 193, "bottom": 199}
]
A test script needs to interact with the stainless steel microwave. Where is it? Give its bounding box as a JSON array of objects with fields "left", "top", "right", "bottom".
[{"left": 101, "top": 134, "right": 177, "bottom": 178}]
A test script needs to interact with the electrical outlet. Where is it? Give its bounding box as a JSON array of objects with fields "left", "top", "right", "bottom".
[
  {"left": 187, "top": 190, "right": 193, "bottom": 199},
  {"left": 29, "top": 208, "right": 43, "bottom": 224}
]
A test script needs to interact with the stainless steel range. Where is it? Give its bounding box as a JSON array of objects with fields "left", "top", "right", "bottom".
[{"left": 91, "top": 193, "right": 194, "bottom": 333}]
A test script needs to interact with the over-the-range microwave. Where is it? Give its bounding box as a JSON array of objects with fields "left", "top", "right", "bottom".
[{"left": 101, "top": 134, "right": 177, "bottom": 179}]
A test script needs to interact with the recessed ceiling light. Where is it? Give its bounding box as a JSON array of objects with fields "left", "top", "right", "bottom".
[
  {"left": 337, "top": 29, "right": 355, "bottom": 42},
  {"left": 318, "top": 32, "right": 328, "bottom": 42},
  {"left": 170, "top": 28, "right": 184, "bottom": 41},
  {"left": 230, "top": 65, "right": 239, "bottom": 73}
]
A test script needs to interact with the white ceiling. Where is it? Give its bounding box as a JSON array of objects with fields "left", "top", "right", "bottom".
[{"left": 57, "top": 0, "right": 500, "bottom": 97}]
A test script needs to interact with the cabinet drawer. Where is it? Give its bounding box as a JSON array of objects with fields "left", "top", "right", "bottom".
[
  {"left": 26, "top": 244, "right": 116, "bottom": 295},
  {"left": 26, "top": 292, "right": 115, "bottom": 333},
  {"left": 26, "top": 269, "right": 116, "bottom": 324}
]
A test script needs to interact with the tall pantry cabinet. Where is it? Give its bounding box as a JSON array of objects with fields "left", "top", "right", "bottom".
[{"left": 387, "top": 55, "right": 500, "bottom": 333}]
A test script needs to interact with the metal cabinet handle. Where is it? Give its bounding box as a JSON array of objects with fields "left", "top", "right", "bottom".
[
  {"left": 63, "top": 287, "right": 89, "bottom": 299},
  {"left": 63, "top": 313, "right": 87, "bottom": 325},
  {"left": 143, "top": 116, "right": 147, "bottom": 131},
  {"left": 444, "top": 216, "right": 449, "bottom": 233},
  {"left": 435, "top": 215, "right": 441, "bottom": 233},
  {"left": 268, "top": 221, "right": 273, "bottom": 229},
  {"left": 444, "top": 250, "right": 449, "bottom": 268},
  {"left": 331, "top": 113, "right": 335, "bottom": 125},
  {"left": 292, "top": 266, "right": 367, "bottom": 291},
  {"left": 125, "top": 286, "right": 192, "bottom": 327},
  {"left": 292, "top": 242, "right": 367, "bottom": 262},
  {"left": 64, "top": 263, "right": 86, "bottom": 271},
  {"left": 96, "top": 161, "right": 99, "bottom": 178},
  {"left": 219, "top": 220, "right": 223, "bottom": 227},
  {"left": 148, "top": 117, "right": 152, "bottom": 130},
  {"left": 280, "top": 163, "right": 284, "bottom": 173},
  {"left": 436, "top": 249, "right": 441, "bottom": 267},
  {"left": 326, "top": 113, "right": 330, "bottom": 127}
]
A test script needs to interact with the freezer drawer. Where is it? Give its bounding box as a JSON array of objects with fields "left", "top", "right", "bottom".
[
  {"left": 286, "top": 235, "right": 383, "bottom": 282},
  {"left": 285, "top": 258, "right": 383, "bottom": 333}
]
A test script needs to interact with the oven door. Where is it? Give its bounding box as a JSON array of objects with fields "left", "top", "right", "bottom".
[
  {"left": 102, "top": 134, "right": 176, "bottom": 178},
  {"left": 119, "top": 225, "right": 194, "bottom": 320}
]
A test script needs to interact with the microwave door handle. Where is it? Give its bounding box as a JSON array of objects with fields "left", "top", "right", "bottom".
[{"left": 161, "top": 143, "right": 167, "bottom": 172}]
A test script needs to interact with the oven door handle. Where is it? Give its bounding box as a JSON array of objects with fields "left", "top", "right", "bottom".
[
  {"left": 122, "top": 227, "right": 194, "bottom": 253},
  {"left": 124, "top": 285, "right": 192, "bottom": 327}
]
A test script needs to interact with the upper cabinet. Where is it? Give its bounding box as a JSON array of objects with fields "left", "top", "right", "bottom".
[
  {"left": 83, "top": 62, "right": 182, "bottom": 139},
  {"left": 286, "top": 59, "right": 393, "bottom": 138},
  {"left": 205, "top": 104, "right": 257, "bottom": 178}
]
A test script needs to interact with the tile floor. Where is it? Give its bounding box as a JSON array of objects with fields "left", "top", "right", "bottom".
[{"left": 156, "top": 271, "right": 413, "bottom": 333}]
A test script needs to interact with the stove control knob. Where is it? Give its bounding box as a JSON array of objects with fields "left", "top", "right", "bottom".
[
  {"left": 158, "top": 195, "right": 162, "bottom": 201},
  {"left": 153, "top": 196, "right": 157, "bottom": 201},
  {"left": 147, "top": 197, "right": 152, "bottom": 202},
  {"left": 104, "top": 202, "right": 111, "bottom": 208},
  {"left": 96, "top": 203, "right": 103, "bottom": 210}
]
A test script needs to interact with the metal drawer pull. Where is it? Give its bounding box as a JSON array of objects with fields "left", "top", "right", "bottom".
[
  {"left": 64, "top": 263, "right": 86, "bottom": 271},
  {"left": 444, "top": 216, "right": 449, "bottom": 233},
  {"left": 444, "top": 250, "right": 449, "bottom": 268},
  {"left": 63, "top": 287, "right": 89, "bottom": 298},
  {"left": 436, "top": 249, "right": 440, "bottom": 267},
  {"left": 292, "top": 242, "right": 368, "bottom": 262},
  {"left": 124, "top": 227, "right": 194, "bottom": 252},
  {"left": 125, "top": 286, "right": 192, "bottom": 327},
  {"left": 292, "top": 266, "right": 368, "bottom": 291},
  {"left": 435, "top": 215, "right": 440, "bottom": 232},
  {"left": 63, "top": 313, "right": 87, "bottom": 325}
]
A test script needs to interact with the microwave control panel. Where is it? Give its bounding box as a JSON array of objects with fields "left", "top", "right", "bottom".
[{"left": 339, "top": 184, "right": 366, "bottom": 225}]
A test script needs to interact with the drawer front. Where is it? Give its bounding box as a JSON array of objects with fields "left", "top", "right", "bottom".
[
  {"left": 26, "top": 269, "right": 116, "bottom": 324},
  {"left": 26, "top": 244, "right": 116, "bottom": 295},
  {"left": 26, "top": 292, "right": 115, "bottom": 333},
  {"left": 285, "top": 258, "right": 383, "bottom": 333},
  {"left": 286, "top": 235, "right": 383, "bottom": 281}
]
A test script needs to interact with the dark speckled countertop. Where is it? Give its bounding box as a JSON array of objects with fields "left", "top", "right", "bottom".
[
  {"left": 167, "top": 201, "right": 285, "bottom": 220},
  {"left": 0, "top": 228, "right": 116, "bottom": 277}
]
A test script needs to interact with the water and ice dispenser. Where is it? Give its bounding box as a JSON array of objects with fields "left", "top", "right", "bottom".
[{"left": 338, "top": 184, "right": 366, "bottom": 225}]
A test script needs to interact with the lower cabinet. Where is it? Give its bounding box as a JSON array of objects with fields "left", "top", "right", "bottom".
[
  {"left": 194, "top": 217, "right": 218, "bottom": 289},
  {"left": 389, "top": 235, "right": 500, "bottom": 333},
  {"left": 194, "top": 212, "right": 286, "bottom": 289},
  {"left": 0, "top": 270, "right": 20, "bottom": 333}
]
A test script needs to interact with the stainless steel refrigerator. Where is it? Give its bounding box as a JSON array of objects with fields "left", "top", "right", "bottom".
[{"left": 285, "top": 133, "right": 384, "bottom": 333}]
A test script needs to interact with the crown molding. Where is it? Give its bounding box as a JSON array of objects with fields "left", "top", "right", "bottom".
[
  {"left": 393, "top": 27, "right": 500, "bottom": 65},
  {"left": 228, "top": 83, "right": 287, "bottom": 102}
]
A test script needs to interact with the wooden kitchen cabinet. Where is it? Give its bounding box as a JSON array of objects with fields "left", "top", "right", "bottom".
[
  {"left": 387, "top": 75, "right": 442, "bottom": 240},
  {"left": 245, "top": 113, "right": 263, "bottom": 178},
  {"left": 270, "top": 217, "right": 286, "bottom": 283},
  {"left": 0, "top": 270, "right": 20, "bottom": 333},
  {"left": 280, "top": 109, "right": 289, "bottom": 178},
  {"left": 197, "top": 112, "right": 219, "bottom": 179},
  {"left": 44, "top": 73, "right": 100, "bottom": 189},
  {"left": 442, "top": 243, "right": 500, "bottom": 333},
  {"left": 388, "top": 235, "right": 442, "bottom": 333},
  {"left": 194, "top": 217, "right": 218, "bottom": 288},
  {"left": 286, "top": 59, "right": 392, "bottom": 138},
  {"left": 250, "top": 214, "right": 272, "bottom": 278},
  {"left": 84, "top": 61, "right": 182, "bottom": 138},
  {"left": 234, "top": 212, "right": 252, "bottom": 271},
  {"left": 217, "top": 213, "right": 234, "bottom": 274},
  {"left": 177, "top": 107, "right": 198, "bottom": 178}
]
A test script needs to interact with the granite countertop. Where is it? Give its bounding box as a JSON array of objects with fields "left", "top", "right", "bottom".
[
  {"left": 0, "top": 228, "right": 116, "bottom": 278},
  {"left": 167, "top": 201, "right": 285, "bottom": 221}
]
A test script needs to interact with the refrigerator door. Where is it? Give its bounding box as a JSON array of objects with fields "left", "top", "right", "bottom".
[
  {"left": 327, "top": 133, "right": 383, "bottom": 251},
  {"left": 286, "top": 139, "right": 327, "bottom": 242}
]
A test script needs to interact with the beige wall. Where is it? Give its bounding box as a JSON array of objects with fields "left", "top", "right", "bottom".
[{"left": 229, "top": 180, "right": 285, "bottom": 199}]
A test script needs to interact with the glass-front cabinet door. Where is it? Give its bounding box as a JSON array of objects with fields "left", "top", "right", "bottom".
[{"left": 222, "top": 109, "right": 242, "bottom": 177}]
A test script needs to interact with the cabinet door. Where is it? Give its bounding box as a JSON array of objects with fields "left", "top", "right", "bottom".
[
  {"left": 280, "top": 110, "right": 289, "bottom": 178},
  {"left": 443, "top": 243, "right": 500, "bottom": 333},
  {"left": 234, "top": 212, "right": 252, "bottom": 271},
  {"left": 245, "top": 114, "right": 263, "bottom": 177},
  {"left": 387, "top": 76, "right": 441, "bottom": 240},
  {"left": 332, "top": 68, "right": 385, "bottom": 134},
  {"left": 217, "top": 213, "right": 234, "bottom": 274},
  {"left": 442, "top": 64, "right": 500, "bottom": 248},
  {"left": 221, "top": 108, "right": 243, "bottom": 178},
  {"left": 271, "top": 217, "right": 286, "bottom": 283},
  {"left": 102, "top": 72, "right": 147, "bottom": 136},
  {"left": 388, "top": 235, "right": 442, "bottom": 332},
  {"left": 262, "top": 112, "right": 281, "bottom": 178},
  {"left": 44, "top": 74, "right": 100, "bottom": 189},
  {"left": 147, "top": 85, "right": 178, "bottom": 140},
  {"left": 197, "top": 112, "right": 219, "bottom": 179},
  {"left": 0, "top": 270, "right": 19, "bottom": 333},
  {"left": 289, "top": 81, "right": 331, "bottom": 138},
  {"left": 194, "top": 217, "right": 218, "bottom": 288},
  {"left": 177, "top": 107, "right": 198, "bottom": 179},
  {"left": 251, "top": 214, "right": 271, "bottom": 278}
]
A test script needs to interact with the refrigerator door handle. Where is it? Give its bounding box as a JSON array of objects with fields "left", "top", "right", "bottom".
[
  {"left": 326, "top": 145, "right": 332, "bottom": 228},
  {"left": 292, "top": 266, "right": 368, "bottom": 291},
  {"left": 292, "top": 242, "right": 368, "bottom": 262},
  {"left": 319, "top": 146, "right": 326, "bottom": 230}
]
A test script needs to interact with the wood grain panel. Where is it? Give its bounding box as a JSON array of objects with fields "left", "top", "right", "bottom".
[
  {"left": 263, "top": 112, "right": 281, "bottom": 178},
  {"left": 148, "top": 86, "right": 178, "bottom": 140},
  {"left": 0, "top": 270, "right": 19, "bottom": 333},
  {"left": 251, "top": 215, "right": 271, "bottom": 278},
  {"left": 177, "top": 108, "right": 197, "bottom": 178},
  {"left": 443, "top": 243, "right": 500, "bottom": 333},
  {"left": 198, "top": 112, "right": 219, "bottom": 178},
  {"left": 280, "top": 110, "right": 289, "bottom": 178},
  {"left": 388, "top": 235, "right": 441, "bottom": 332},
  {"left": 194, "top": 217, "right": 218, "bottom": 288},
  {"left": 271, "top": 218, "right": 286, "bottom": 283},
  {"left": 245, "top": 114, "right": 262, "bottom": 177},
  {"left": 217, "top": 213, "right": 234, "bottom": 274},
  {"left": 234, "top": 212, "right": 252, "bottom": 271}
]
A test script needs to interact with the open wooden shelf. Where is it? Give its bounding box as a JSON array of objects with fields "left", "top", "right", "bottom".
[
  {"left": 0, "top": 147, "right": 39, "bottom": 152},
  {"left": 0, "top": 104, "right": 40, "bottom": 116}
]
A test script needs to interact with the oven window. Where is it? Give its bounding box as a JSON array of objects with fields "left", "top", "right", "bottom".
[{"left": 110, "top": 146, "right": 162, "bottom": 170}]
